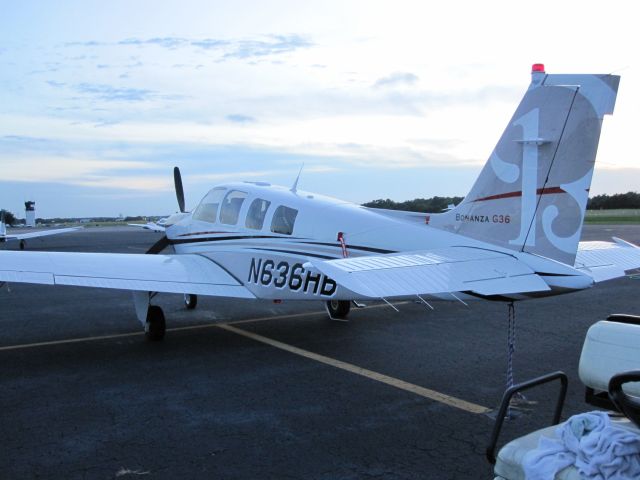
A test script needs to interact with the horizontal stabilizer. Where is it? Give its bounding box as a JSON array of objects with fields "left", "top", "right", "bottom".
[
  {"left": 310, "top": 247, "right": 549, "bottom": 298},
  {"left": 575, "top": 238, "right": 640, "bottom": 282},
  {"left": 0, "top": 251, "right": 255, "bottom": 298}
]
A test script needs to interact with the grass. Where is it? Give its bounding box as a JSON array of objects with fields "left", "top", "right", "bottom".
[{"left": 584, "top": 209, "right": 640, "bottom": 224}]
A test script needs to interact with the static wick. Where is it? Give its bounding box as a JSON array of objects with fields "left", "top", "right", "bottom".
[
  {"left": 381, "top": 298, "right": 400, "bottom": 312},
  {"left": 450, "top": 292, "right": 469, "bottom": 307},
  {"left": 417, "top": 295, "right": 435, "bottom": 310}
]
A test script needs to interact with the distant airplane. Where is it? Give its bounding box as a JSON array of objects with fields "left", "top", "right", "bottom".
[
  {"left": 0, "top": 212, "right": 81, "bottom": 250},
  {"left": 1, "top": 65, "right": 637, "bottom": 341},
  {"left": 127, "top": 220, "right": 166, "bottom": 232}
]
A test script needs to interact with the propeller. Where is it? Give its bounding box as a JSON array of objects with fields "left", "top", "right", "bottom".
[
  {"left": 174, "top": 166, "right": 186, "bottom": 213},
  {"left": 146, "top": 235, "right": 170, "bottom": 254},
  {"left": 145, "top": 167, "right": 186, "bottom": 255}
]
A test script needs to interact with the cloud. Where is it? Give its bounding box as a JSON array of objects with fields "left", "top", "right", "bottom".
[
  {"left": 220, "top": 34, "right": 313, "bottom": 59},
  {"left": 190, "top": 39, "right": 228, "bottom": 50},
  {"left": 226, "top": 114, "right": 256, "bottom": 123},
  {"left": 0, "top": 155, "right": 156, "bottom": 185},
  {"left": 64, "top": 40, "right": 105, "bottom": 47},
  {"left": 374, "top": 72, "right": 419, "bottom": 88},
  {"left": 63, "top": 34, "right": 313, "bottom": 61},
  {"left": 74, "top": 83, "right": 155, "bottom": 102},
  {"left": 119, "top": 37, "right": 189, "bottom": 49}
]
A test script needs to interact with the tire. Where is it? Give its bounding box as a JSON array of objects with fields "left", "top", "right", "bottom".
[
  {"left": 326, "top": 300, "right": 351, "bottom": 319},
  {"left": 145, "top": 305, "right": 166, "bottom": 341},
  {"left": 19, "top": 240, "right": 25, "bottom": 250},
  {"left": 184, "top": 293, "right": 198, "bottom": 310}
]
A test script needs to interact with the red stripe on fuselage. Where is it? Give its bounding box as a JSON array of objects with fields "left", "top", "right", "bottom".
[
  {"left": 472, "top": 186, "right": 566, "bottom": 203},
  {"left": 177, "top": 231, "right": 232, "bottom": 237}
]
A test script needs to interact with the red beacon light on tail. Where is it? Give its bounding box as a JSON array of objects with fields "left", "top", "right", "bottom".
[{"left": 532, "top": 63, "right": 545, "bottom": 73}]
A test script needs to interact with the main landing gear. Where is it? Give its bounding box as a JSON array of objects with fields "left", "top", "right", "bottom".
[
  {"left": 145, "top": 305, "right": 166, "bottom": 341},
  {"left": 133, "top": 292, "right": 199, "bottom": 342},
  {"left": 326, "top": 300, "right": 351, "bottom": 320}
]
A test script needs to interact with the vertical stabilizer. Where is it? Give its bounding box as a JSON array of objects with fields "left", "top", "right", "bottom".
[{"left": 429, "top": 65, "right": 620, "bottom": 265}]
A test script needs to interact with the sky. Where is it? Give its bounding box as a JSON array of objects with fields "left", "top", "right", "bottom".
[{"left": 0, "top": 0, "right": 638, "bottom": 218}]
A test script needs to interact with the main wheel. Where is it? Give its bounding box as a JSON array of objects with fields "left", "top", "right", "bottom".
[
  {"left": 184, "top": 293, "right": 198, "bottom": 310},
  {"left": 145, "top": 305, "right": 166, "bottom": 341},
  {"left": 326, "top": 300, "right": 351, "bottom": 319},
  {"left": 19, "top": 240, "right": 25, "bottom": 250}
]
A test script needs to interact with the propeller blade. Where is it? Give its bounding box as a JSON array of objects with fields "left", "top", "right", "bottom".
[
  {"left": 146, "top": 235, "right": 170, "bottom": 254},
  {"left": 174, "top": 166, "right": 186, "bottom": 213}
]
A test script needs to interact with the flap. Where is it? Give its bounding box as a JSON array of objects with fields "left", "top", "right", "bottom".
[{"left": 310, "top": 247, "right": 549, "bottom": 298}]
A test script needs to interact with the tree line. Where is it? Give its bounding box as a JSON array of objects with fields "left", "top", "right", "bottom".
[
  {"left": 363, "top": 196, "right": 464, "bottom": 213},
  {"left": 587, "top": 192, "right": 640, "bottom": 210},
  {"left": 0, "top": 209, "right": 16, "bottom": 225}
]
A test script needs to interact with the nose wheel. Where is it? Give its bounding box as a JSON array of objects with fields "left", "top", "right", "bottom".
[
  {"left": 184, "top": 294, "right": 198, "bottom": 310},
  {"left": 145, "top": 305, "right": 166, "bottom": 341}
]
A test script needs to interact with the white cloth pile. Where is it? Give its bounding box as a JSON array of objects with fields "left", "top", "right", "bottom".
[{"left": 522, "top": 411, "right": 640, "bottom": 479}]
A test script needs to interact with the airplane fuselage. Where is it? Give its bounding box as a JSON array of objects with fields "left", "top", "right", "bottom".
[{"left": 165, "top": 182, "right": 593, "bottom": 302}]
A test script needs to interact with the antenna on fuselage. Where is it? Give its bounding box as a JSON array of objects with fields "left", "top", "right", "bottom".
[{"left": 290, "top": 163, "right": 305, "bottom": 194}]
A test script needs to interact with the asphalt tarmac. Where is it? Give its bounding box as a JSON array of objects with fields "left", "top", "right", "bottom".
[{"left": 1, "top": 225, "right": 639, "bottom": 479}]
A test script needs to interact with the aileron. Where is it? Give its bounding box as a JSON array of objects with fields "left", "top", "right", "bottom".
[{"left": 0, "top": 251, "right": 255, "bottom": 298}]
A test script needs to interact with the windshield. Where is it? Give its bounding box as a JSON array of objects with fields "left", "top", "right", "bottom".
[{"left": 192, "top": 188, "right": 226, "bottom": 223}]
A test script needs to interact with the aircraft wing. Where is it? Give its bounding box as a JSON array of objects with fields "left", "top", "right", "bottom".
[
  {"left": 3, "top": 226, "right": 82, "bottom": 241},
  {"left": 0, "top": 251, "right": 255, "bottom": 298},
  {"left": 574, "top": 238, "right": 640, "bottom": 282},
  {"left": 309, "top": 247, "right": 550, "bottom": 298}
]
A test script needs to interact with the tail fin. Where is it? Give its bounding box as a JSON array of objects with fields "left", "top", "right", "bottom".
[{"left": 429, "top": 64, "right": 620, "bottom": 266}]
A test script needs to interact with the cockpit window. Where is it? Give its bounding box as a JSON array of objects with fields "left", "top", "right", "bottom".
[
  {"left": 220, "top": 190, "right": 248, "bottom": 225},
  {"left": 245, "top": 198, "right": 271, "bottom": 230},
  {"left": 192, "top": 187, "right": 226, "bottom": 223},
  {"left": 270, "top": 206, "right": 298, "bottom": 235}
]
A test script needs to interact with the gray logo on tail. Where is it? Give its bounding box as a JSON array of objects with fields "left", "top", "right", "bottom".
[{"left": 429, "top": 65, "right": 620, "bottom": 266}]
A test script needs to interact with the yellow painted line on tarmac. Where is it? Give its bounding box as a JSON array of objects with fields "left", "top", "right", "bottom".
[
  {"left": 0, "top": 331, "right": 144, "bottom": 351},
  {"left": 0, "top": 310, "right": 330, "bottom": 352},
  {"left": 0, "top": 302, "right": 488, "bottom": 415},
  {"left": 0, "top": 300, "right": 412, "bottom": 352},
  {"left": 217, "top": 323, "right": 491, "bottom": 415}
]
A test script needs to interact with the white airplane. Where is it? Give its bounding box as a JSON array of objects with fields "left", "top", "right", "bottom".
[
  {"left": 0, "top": 212, "right": 82, "bottom": 250},
  {"left": 127, "top": 220, "right": 166, "bottom": 232},
  {"left": 1, "top": 65, "right": 638, "bottom": 341}
]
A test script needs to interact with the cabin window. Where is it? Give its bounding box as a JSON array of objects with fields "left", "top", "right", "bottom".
[
  {"left": 270, "top": 205, "right": 298, "bottom": 235},
  {"left": 245, "top": 198, "right": 271, "bottom": 230},
  {"left": 220, "top": 190, "right": 248, "bottom": 225},
  {"left": 192, "top": 187, "right": 226, "bottom": 223}
]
